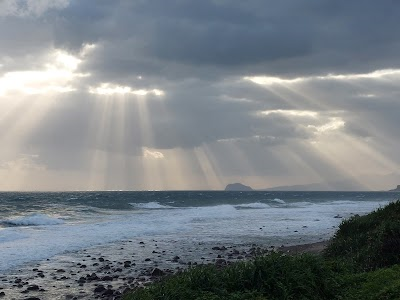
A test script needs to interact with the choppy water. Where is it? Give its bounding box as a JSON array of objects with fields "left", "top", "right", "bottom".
[{"left": 1, "top": 191, "right": 399, "bottom": 272}]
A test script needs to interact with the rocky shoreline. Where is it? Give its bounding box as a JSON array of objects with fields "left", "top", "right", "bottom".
[{"left": 0, "top": 238, "right": 328, "bottom": 300}]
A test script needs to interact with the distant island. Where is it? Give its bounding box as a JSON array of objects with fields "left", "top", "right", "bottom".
[
  {"left": 389, "top": 185, "right": 400, "bottom": 192},
  {"left": 224, "top": 183, "right": 253, "bottom": 191}
]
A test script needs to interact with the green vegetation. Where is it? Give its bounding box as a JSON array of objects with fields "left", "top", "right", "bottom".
[
  {"left": 124, "top": 200, "right": 400, "bottom": 300},
  {"left": 324, "top": 200, "right": 400, "bottom": 272}
]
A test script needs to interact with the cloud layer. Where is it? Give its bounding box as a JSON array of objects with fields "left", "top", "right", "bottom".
[{"left": 0, "top": 0, "right": 399, "bottom": 190}]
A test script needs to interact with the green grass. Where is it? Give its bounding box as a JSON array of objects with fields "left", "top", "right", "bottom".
[
  {"left": 124, "top": 254, "right": 338, "bottom": 300},
  {"left": 124, "top": 200, "right": 400, "bottom": 300},
  {"left": 338, "top": 265, "right": 400, "bottom": 300}
]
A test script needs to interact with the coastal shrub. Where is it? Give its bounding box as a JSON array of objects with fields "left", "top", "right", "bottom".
[
  {"left": 123, "top": 253, "right": 338, "bottom": 300},
  {"left": 338, "top": 264, "right": 400, "bottom": 300},
  {"left": 324, "top": 200, "right": 400, "bottom": 271}
]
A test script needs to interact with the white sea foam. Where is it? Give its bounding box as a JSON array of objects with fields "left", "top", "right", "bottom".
[
  {"left": 129, "top": 201, "right": 174, "bottom": 209},
  {"left": 234, "top": 202, "right": 270, "bottom": 209},
  {"left": 0, "top": 198, "right": 391, "bottom": 272},
  {"left": 4, "top": 214, "right": 64, "bottom": 226},
  {"left": 0, "top": 229, "right": 27, "bottom": 243},
  {"left": 271, "top": 198, "right": 286, "bottom": 204}
]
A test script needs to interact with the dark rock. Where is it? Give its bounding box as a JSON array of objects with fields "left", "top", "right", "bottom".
[
  {"left": 0, "top": 292, "right": 4, "bottom": 297},
  {"left": 172, "top": 256, "right": 180, "bottom": 262},
  {"left": 102, "top": 289, "right": 114, "bottom": 296},
  {"left": 94, "top": 285, "right": 106, "bottom": 293},
  {"left": 151, "top": 268, "right": 165, "bottom": 277},
  {"left": 24, "top": 298, "right": 41, "bottom": 300},
  {"left": 87, "top": 273, "right": 99, "bottom": 280},
  {"left": 27, "top": 284, "right": 40, "bottom": 291},
  {"left": 98, "top": 257, "right": 105, "bottom": 262},
  {"left": 56, "top": 269, "right": 65, "bottom": 273},
  {"left": 77, "top": 277, "right": 86, "bottom": 283},
  {"left": 212, "top": 246, "right": 227, "bottom": 251},
  {"left": 102, "top": 276, "right": 113, "bottom": 281},
  {"left": 215, "top": 259, "right": 226, "bottom": 266},
  {"left": 144, "top": 258, "right": 151, "bottom": 262}
]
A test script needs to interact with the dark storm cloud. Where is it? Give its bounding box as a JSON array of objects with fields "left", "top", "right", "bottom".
[
  {"left": 3, "top": 1, "right": 400, "bottom": 80},
  {"left": 47, "top": 0, "right": 400, "bottom": 82}
]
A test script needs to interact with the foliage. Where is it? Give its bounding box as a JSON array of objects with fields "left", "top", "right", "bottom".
[
  {"left": 123, "top": 254, "right": 337, "bottom": 300},
  {"left": 324, "top": 200, "right": 400, "bottom": 271},
  {"left": 339, "top": 265, "right": 400, "bottom": 300}
]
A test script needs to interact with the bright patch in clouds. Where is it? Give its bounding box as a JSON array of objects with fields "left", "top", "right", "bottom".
[
  {"left": 261, "top": 110, "right": 318, "bottom": 118},
  {"left": 89, "top": 83, "right": 164, "bottom": 96},
  {"left": 245, "top": 68, "right": 400, "bottom": 86},
  {"left": 244, "top": 76, "right": 304, "bottom": 85},
  {"left": 143, "top": 148, "right": 164, "bottom": 159},
  {"left": 309, "top": 117, "right": 345, "bottom": 133},
  {"left": 0, "top": 50, "right": 83, "bottom": 95}
]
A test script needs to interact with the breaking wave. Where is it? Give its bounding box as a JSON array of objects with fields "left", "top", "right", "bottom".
[
  {"left": 234, "top": 202, "right": 270, "bottom": 209},
  {"left": 129, "top": 202, "right": 174, "bottom": 210},
  {"left": 3, "top": 214, "right": 64, "bottom": 227}
]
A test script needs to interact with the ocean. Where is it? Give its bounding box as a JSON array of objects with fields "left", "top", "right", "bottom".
[{"left": 1, "top": 191, "right": 399, "bottom": 274}]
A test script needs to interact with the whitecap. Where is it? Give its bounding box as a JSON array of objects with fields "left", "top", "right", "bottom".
[
  {"left": 271, "top": 198, "right": 286, "bottom": 204},
  {"left": 4, "top": 214, "right": 64, "bottom": 227},
  {"left": 129, "top": 202, "right": 173, "bottom": 209},
  {"left": 234, "top": 202, "right": 270, "bottom": 209}
]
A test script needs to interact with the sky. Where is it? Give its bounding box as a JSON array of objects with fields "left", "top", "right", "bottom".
[{"left": 0, "top": 0, "right": 399, "bottom": 191}]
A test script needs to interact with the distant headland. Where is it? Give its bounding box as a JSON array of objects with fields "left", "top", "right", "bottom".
[
  {"left": 389, "top": 185, "right": 400, "bottom": 192},
  {"left": 225, "top": 182, "right": 400, "bottom": 192}
]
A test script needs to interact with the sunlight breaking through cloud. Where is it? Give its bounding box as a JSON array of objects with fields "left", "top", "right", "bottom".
[
  {"left": 261, "top": 110, "right": 318, "bottom": 118},
  {"left": 143, "top": 148, "right": 165, "bottom": 159},
  {"left": 244, "top": 68, "right": 400, "bottom": 86},
  {"left": 0, "top": 50, "right": 85, "bottom": 95},
  {"left": 89, "top": 83, "right": 165, "bottom": 96},
  {"left": 309, "top": 117, "right": 346, "bottom": 133}
]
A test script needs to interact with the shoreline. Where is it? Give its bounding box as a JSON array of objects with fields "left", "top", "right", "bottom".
[
  {"left": 277, "top": 240, "right": 329, "bottom": 255},
  {"left": 0, "top": 238, "right": 329, "bottom": 300}
]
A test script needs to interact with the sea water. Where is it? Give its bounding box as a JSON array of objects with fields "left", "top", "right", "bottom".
[{"left": 1, "top": 191, "right": 399, "bottom": 273}]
